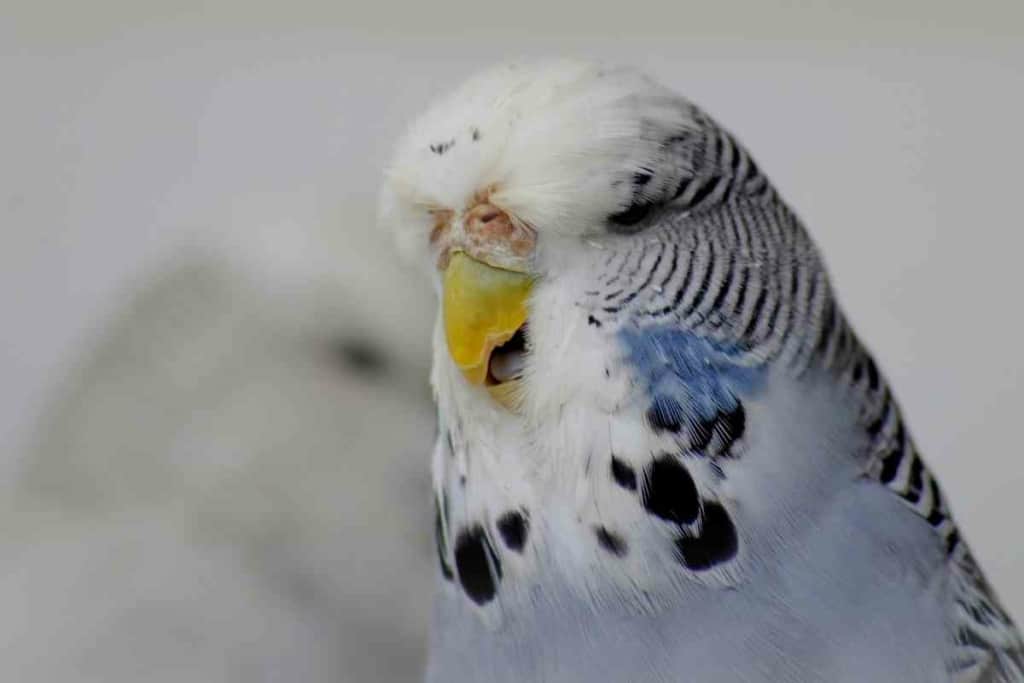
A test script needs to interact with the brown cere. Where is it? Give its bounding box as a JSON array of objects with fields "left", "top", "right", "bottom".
[
  {"left": 466, "top": 186, "right": 535, "bottom": 256},
  {"left": 430, "top": 186, "right": 537, "bottom": 270},
  {"left": 464, "top": 207, "right": 535, "bottom": 259}
]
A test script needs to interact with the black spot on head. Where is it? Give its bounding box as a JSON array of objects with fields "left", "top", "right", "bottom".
[
  {"left": 610, "top": 456, "right": 637, "bottom": 491},
  {"left": 594, "top": 526, "right": 628, "bottom": 556},
  {"left": 430, "top": 138, "right": 456, "bottom": 155},
  {"left": 675, "top": 501, "right": 738, "bottom": 570},
  {"left": 434, "top": 496, "right": 453, "bottom": 581},
  {"left": 646, "top": 396, "right": 684, "bottom": 433},
  {"left": 454, "top": 526, "right": 501, "bottom": 605},
  {"left": 496, "top": 509, "right": 529, "bottom": 553},
  {"left": 642, "top": 455, "right": 699, "bottom": 525},
  {"left": 330, "top": 338, "right": 387, "bottom": 377}
]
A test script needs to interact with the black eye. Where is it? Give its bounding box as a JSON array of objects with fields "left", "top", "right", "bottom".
[
  {"left": 608, "top": 167, "right": 657, "bottom": 231},
  {"left": 608, "top": 201, "right": 652, "bottom": 230},
  {"left": 632, "top": 170, "right": 653, "bottom": 186}
]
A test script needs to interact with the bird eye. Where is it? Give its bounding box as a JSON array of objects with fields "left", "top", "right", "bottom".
[
  {"left": 608, "top": 202, "right": 653, "bottom": 231},
  {"left": 607, "top": 168, "right": 658, "bottom": 232}
]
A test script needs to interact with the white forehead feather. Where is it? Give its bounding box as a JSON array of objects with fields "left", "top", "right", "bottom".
[{"left": 379, "top": 61, "right": 697, "bottom": 263}]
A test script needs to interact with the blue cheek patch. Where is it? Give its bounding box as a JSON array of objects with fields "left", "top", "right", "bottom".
[{"left": 618, "top": 326, "right": 765, "bottom": 424}]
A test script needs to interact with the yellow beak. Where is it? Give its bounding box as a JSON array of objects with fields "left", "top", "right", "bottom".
[{"left": 443, "top": 251, "right": 533, "bottom": 388}]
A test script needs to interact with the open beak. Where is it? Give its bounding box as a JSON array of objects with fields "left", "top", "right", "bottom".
[{"left": 442, "top": 251, "right": 533, "bottom": 408}]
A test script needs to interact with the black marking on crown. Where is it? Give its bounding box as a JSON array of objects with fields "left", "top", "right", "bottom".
[
  {"left": 646, "top": 396, "right": 684, "bottom": 433},
  {"left": 594, "top": 526, "right": 628, "bottom": 556},
  {"left": 675, "top": 501, "right": 738, "bottom": 570},
  {"left": 610, "top": 456, "right": 638, "bottom": 491},
  {"left": 434, "top": 495, "right": 453, "bottom": 581},
  {"left": 430, "top": 139, "right": 456, "bottom": 155},
  {"left": 496, "top": 509, "right": 529, "bottom": 553},
  {"left": 454, "top": 525, "right": 502, "bottom": 605},
  {"left": 642, "top": 455, "right": 700, "bottom": 525}
]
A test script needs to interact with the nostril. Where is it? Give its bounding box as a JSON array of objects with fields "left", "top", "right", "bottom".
[
  {"left": 478, "top": 207, "right": 501, "bottom": 224},
  {"left": 466, "top": 203, "right": 514, "bottom": 237}
]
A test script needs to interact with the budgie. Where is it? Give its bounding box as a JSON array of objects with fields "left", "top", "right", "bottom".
[{"left": 378, "top": 61, "right": 1023, "bottom": 682}]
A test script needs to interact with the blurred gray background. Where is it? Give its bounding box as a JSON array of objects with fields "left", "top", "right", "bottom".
[{"left": 2, "top": 1, "right": 1023, "bottom": 681}]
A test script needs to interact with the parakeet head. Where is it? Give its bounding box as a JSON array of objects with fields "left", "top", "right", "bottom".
[{"left": 379, "top": 61, "right": 776, "bottom": 417}]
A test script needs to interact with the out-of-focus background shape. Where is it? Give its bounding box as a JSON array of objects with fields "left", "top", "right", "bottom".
[{"left": 2, "top": 1, "right": 1023, "bottom": 681}]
